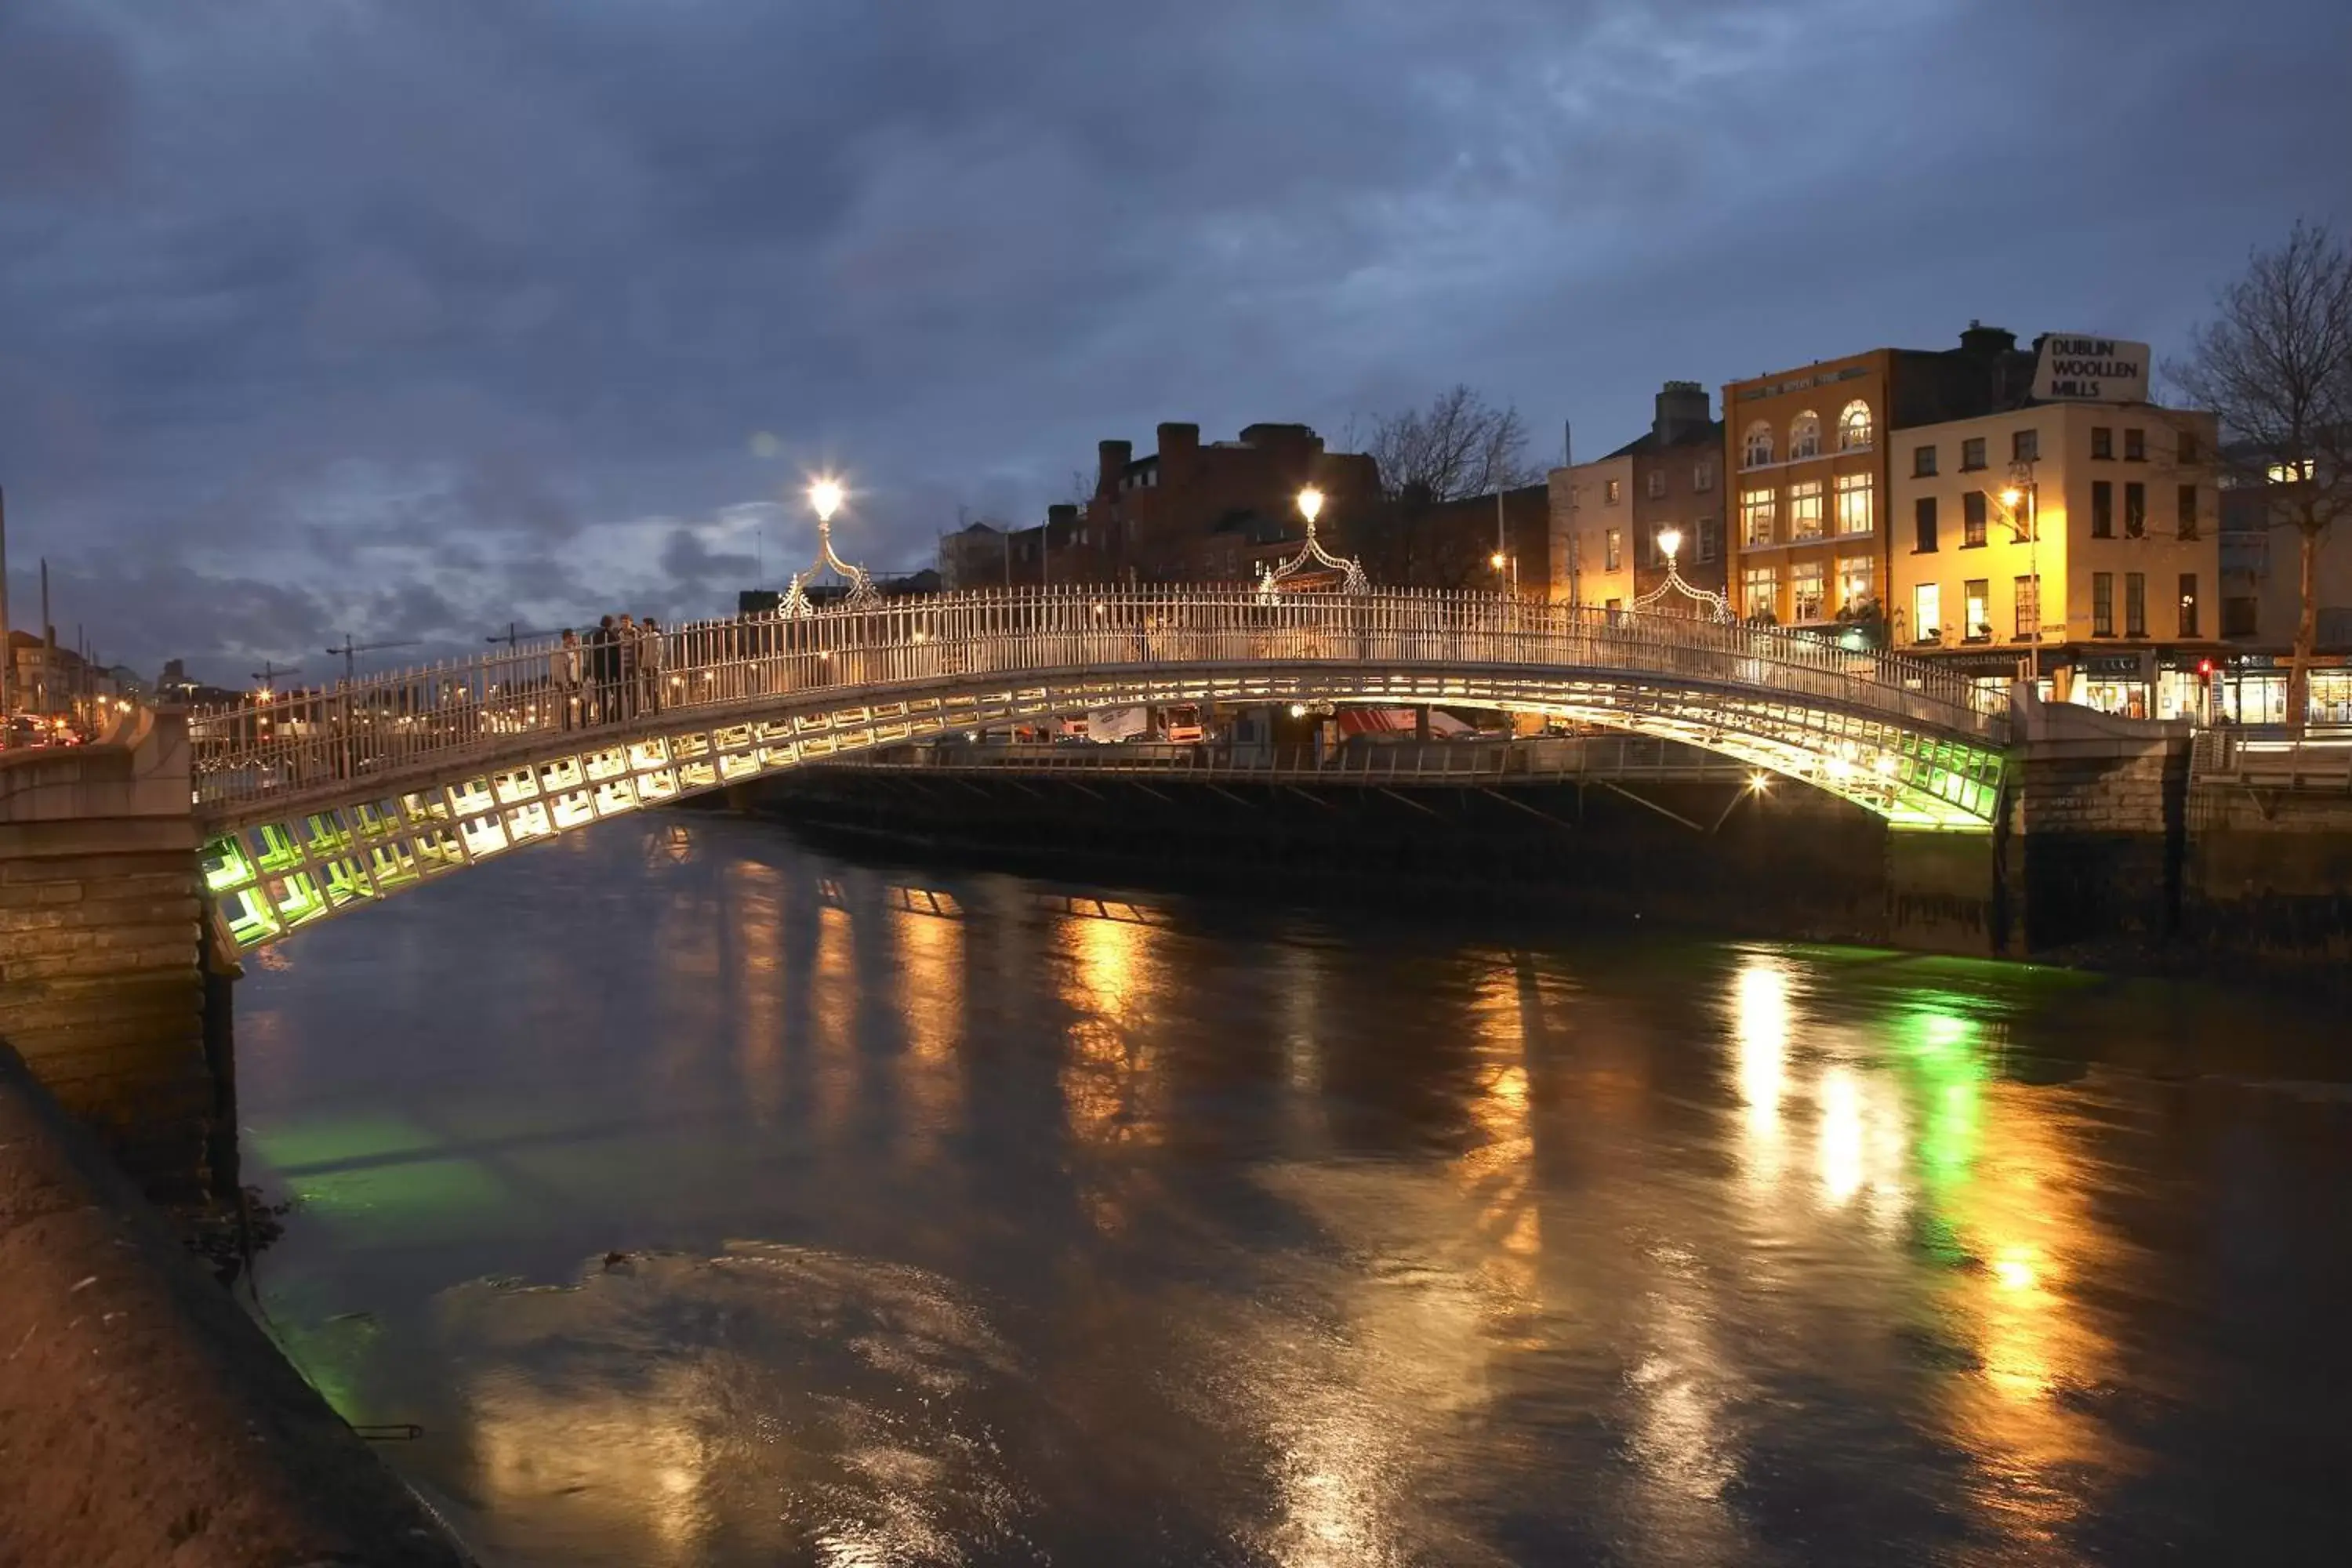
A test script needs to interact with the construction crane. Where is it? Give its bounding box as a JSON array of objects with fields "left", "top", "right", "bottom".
[
  {"left": 249, "top": 659, "right": 301, "bottom": 698},
  {"left": 325, "top": 633, "right": 423, "bottom": 684},
  {"left": 485, "top": 622, "right": 564, "bottom": 652}
]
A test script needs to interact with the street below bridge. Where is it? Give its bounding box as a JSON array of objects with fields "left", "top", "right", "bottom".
[{"left": 224, "top": 811, "right": 2352, "bottom": 1566}]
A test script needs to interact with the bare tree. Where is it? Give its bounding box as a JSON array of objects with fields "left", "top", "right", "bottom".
[
  {"left": 2169, "top": 220, "right": 2352, "bottom": 732},
  {"left": 1357, "top": 384, "right": 1542, "bottom": 502}
]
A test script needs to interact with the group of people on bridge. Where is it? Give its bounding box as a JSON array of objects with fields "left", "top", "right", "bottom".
[{"left": 554, "top": 615, "right": 667, "bottom": 728}]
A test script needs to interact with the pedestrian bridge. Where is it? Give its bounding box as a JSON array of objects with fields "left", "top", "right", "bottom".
[{"left": 190, "top": 587, "right": 2011, "bottom": 949}]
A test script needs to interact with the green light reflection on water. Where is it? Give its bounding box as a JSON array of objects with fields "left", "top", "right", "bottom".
[{"left": 249, "top": 1112, "right": 510, "bottom": 1237}]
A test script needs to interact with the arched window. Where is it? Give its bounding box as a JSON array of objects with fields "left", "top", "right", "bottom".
[
  {"left": 1790, "top": 412, "right": 1822, "bottom": 461},
  {"left": 1838, "top": 399, "right": 1875, "bottom": 450},
  {"left": 1743, "top": 421, "right": 1773, "bottom": 469}
]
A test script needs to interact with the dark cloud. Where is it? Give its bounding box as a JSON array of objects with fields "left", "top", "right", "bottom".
[{"left": 0, "top": 0, "right": 2345, "bottom": 684}]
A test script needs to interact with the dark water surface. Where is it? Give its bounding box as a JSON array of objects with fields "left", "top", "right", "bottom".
[{"left": 237, "top": 815, "right": 2352, "bottom": 1566}]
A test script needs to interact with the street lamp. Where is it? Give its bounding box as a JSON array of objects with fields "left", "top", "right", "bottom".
[
  {"left": 1297, "top": 486, "right": 1324, "bottom": 525},
  {"left": 1989, "top": 459, "right": 2040, "bottom": 649},
  {"left": 808, "top": 477, "right": 844, "bottom": 522},
  {"left": 1657, "top": 526, "right": 1683, "bottom": 564},
  {"left": 1490, "top": 550, "right": 1517, "bottom": 595}
]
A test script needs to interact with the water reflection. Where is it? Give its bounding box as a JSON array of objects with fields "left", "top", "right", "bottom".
[{"left": 233, "top": 818, "right": 2352, "bottom": 1566}]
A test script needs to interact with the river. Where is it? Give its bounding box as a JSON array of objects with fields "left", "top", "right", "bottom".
[{"left": 235, "top": 812, "right": 2352, "bottom": 1566}]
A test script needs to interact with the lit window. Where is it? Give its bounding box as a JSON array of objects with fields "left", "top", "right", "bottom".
[
  {"left": 1604, "top": 528, "right": 1621, "bottom": 572},
  {"left": 1743, "top": 564, "right": 1778, "bottom": 620},
  {"left": 1791, "top": 560, "right": 1827, "bottom": 622},
  {"left": 1913, "top": 582, "right": 1942, "bottom": 642},
  {"left": 1647, "top": 470, "right": 1667, "bottom": 499},
  {"left": 1743, "top": 421, "right": 1774, "bottom": 468},
  {"left": 1837, "top": 554, "right": 1875, "bottom": 613},
  {"left": 1964, "top": 579, "right": 1991, "bottom": 641},
  {"left": 2015, "top": 574, "right": 2040, "bottom": 641},
  {"left": 1741, "top": 487, "right": 1777, "bottom": 546},
  {"left": 1790, "top": 412, "right": 1822, "bottom": 461},
  {"left": 2093, "top": 573, "right": 2114, "bottom": 636},
  {"left": 1605, "top": 478, "right": 1623, "bottom": 504},
  {"left": 2268, "top": 458, "right": 2316, "bottom": 485},
  {"left": 1834, "top": 473, "right": 1873, "bottom": 535},
  {"left": 1838, "top": 400, "right": 1874, "bottom": 450},
  {"left": 1789, "top": 480, "right": 1824, "bottom": 539}
]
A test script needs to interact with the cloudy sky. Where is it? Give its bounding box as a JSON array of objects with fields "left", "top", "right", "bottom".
[{"left": 2, "top": 0, "right": 2346, "bottom": 682}]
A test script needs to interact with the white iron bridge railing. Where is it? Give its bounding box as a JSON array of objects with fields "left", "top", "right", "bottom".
[{"left": 188, "top": 586, "right": 2010, "bottom": 815}]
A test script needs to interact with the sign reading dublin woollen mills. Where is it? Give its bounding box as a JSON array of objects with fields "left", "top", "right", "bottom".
[{"left": 2031, "top": 334, "right": 2151, "bottom": 403}]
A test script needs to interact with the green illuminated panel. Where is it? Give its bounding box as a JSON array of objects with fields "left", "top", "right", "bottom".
[{"left": 201, "top": 836, "right": 257, "bottom": 893}]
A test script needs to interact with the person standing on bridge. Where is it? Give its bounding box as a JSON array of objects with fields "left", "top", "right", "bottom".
[
  {"left": 589, "top": 615, "right": 619, "bottom": 723},
  {"left": 639, "top": 615, "right": 665, "bottom": 714},
  {"left": 615, "top": 614, "right": 640, "bottom": 720},
  {"left": 556, "top": 628, "right": 585, "bottom": 730}
]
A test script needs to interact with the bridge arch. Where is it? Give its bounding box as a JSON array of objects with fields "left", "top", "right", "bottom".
[{"left": 191, "top": 588, "right": 2009, "bottom": 948}]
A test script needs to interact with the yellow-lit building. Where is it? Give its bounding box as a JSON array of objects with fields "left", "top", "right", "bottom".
[
  {"left": 1889, "top": 403, "right": 2222, "bottom": 718},
  {"left": 1546, "top": 452, "right": 1637, "bottom": 609}
]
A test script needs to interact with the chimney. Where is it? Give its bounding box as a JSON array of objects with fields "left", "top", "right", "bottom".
[
  {"left": 1653, "top": 380, "right": 1711, "bottom": 447},
  {"left": 1156, "top": 421, "right": 1200, "bottom": 477},
  {"left": 1958, "top": 320, "right": 2017, "bottom": 357},
  {"left": 1096, "top": 439, "right": 1131, "bottom": 496},
  {"left": 1046, "top": 503, "right": 1079, "bottom": 534}
]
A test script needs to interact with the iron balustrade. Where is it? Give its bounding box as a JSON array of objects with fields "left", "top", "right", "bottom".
[{"left": 187, "top": 587, "right": 2010, "bottom": 815}]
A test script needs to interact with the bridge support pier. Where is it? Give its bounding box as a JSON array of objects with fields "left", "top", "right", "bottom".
[{"left": 0, "top": 710, "right": 216, "bottom": 1202}]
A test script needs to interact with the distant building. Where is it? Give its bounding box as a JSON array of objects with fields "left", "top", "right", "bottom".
[
  {"left": 2216, "top": 439, "right": 2352, "bottom": 724},
  {"left": 1887, "top": 401, "right": 2222, "bottom": 720},
  {"left": 937, "top": 520, "right": 1007, "bottom": 590},
  {"left": 1549, "top": 457, "right": 1636, "bottom": 610},
  {"left": 1007, "top": 421, "right": 1382, "bottom": 586},
  {"left": 1548, "top": 383, "right": 1725, "bottom": 613},
  {"left": 1359, "top": 481, "right": 1551, "bottom": 596}
]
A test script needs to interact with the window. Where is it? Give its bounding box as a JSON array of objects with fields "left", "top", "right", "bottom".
[
  {"left": 2092, "top": 426, "right": 2114, "bottom": 460},
  {"left": 2092, "top": 480, "right": 2114, "bottom": 537},
  {"left": 2179, "top": 430, "right": 2201, "bottom": 463},
  {"left": 2124, "top": 427, "right": 2146, "bottom": 461},
  {"left": 2014, "top": 574, "right": 2040, "bottom": 641},
  {"left": 1697, "top": 517, "right": 1720, "bottom": 562},
  {"left": 2223, "top": 596, "right": 2258, "bottom": 637},
  {"left": 1913, "top": 445, "right": 1938, "bottom": 477},
  {"left": 2125, "top": 481, "right": 2146, "bottom": 538},
  {"left": 1791, "top": 559, "right": 1827, "bottom": 622},
  {"left": 1834, "top": 472, "right": 1873, "bottom": 535},
  {"left": 1962, "top": 491, "right": 1987, "bottom": 547},
  {"left": 1790, "top": 412, "right": 1822, "bottom": 460},
  {"left": 1913, "top": 582, "right": 1942, "bottom": 643},
  {"left": 2269, "top": 457, "right": 2317, "bottom": 485},
  {"left": 1605, "top": 478, "right": 1623, "bottom": 504},
  {"left": 2177, "top": 483, "right": 2200, "bottom": 540},
  {"left": 2179, "top": 573, "right": 2200, "bottom": 637},
  {"left": 1647, "top": 470, "right": 1667, "bottom": 499},
  {"left": 1837, "top": 553, "right": 1875, "bottom": 614},
  {"left": 1961, "top": 437, "right": 1987, "bottom": 471},
  {"left": 2125, "top": 572, "right": 2146, "bottom": 637},
  {"left": 1693, "top": 462, "right": 1715, "bottom": 492},
  {"left": 1838, "top": 400, "right": 1874, "bottom": 450},
  {"left": 2013, "top": 428, "right": 2039, "bottom": 463},
  {"left": 1743, "top": 564, "right": 1777, "bottom": 620},
  {"left": 1964, "top": 579, "right": 1991, "bottom": 641},
  {"left": 1741, "top": 487, "right": 1777, "bottom": 546},
  {"left": 2092, "top": 572, "right": 2114, "bottom": 637},
  {"left": 1604, "top": 528, "right": 1621, "bottom": 572},
  {"left": 1914, "top": 495, "right": 1939, "bottom": 552},
  {"left": 1790, "top": 480, "right": 1825, "bottom": 539},
  {"left": 1743, "top": 422, "right": 1773, "bottom": 469}
]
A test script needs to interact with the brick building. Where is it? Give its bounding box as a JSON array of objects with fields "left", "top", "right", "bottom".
[
  {"left": 1000, "top": 422, "right": 1381, "bottom": 586},
  {"left": 1725, "top": 323, "right": 2038, "bottom": 633}
]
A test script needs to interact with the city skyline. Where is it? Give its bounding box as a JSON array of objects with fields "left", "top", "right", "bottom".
[{"left": 2, "top": 0, "right": 2347, "bottom": 680}]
